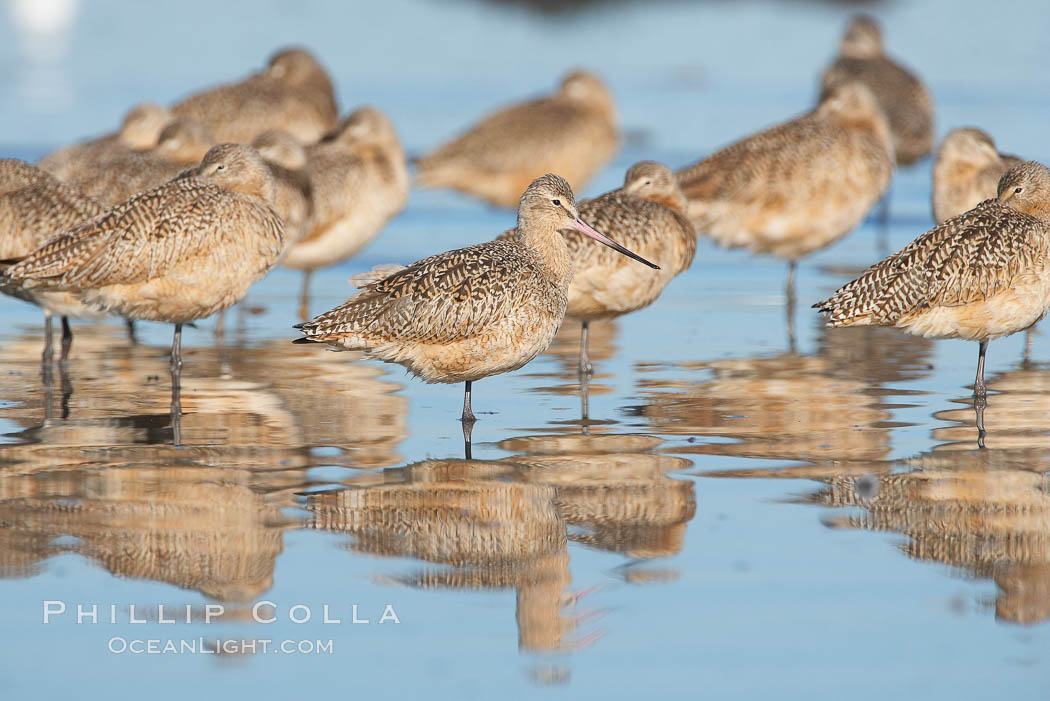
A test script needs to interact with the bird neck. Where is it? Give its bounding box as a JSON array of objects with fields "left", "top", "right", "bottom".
[
  {"left": 517, "top": 222, "right": 573, "bottom": 289},
  {"left": 641, "top": 189, "right": 688, "bottom": 215}
]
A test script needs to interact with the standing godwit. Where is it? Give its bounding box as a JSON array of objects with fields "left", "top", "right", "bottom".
[
  {"left": 821, "top": 15, "right": 934, "bottom": 167},
  {"left": 932, "top": 128, "right": 1023, "bottom": 224},
  {"left": 505, "top": 162, "right": 694, "bottom": 374},
  {"left": 3, "top": 144, "right": 285, "bottom": 441},
  {"left": 932, "top": 129, "right": 1032, "bottom": 362},
  {"left": 814, "top": 161, "right": 1050, "bottom": 442},
  {"left": 171, "top": 47, "right": 338, "bottom": 144},
  {"left": 415, "top": 71, "right": 619, "bottom": 208},
  {"left": 821, "top": 14, "right": 933, "bottom": 249},
  {"left": 281, "top": 106, "right": 409, "bottom": 320},
  {"left": 38, "top": 102, "right": 174, "bottom": 183},
  {"left": 69, "top": 118, "right": 215, "bottom": 206},
  {"left": 0, "top": 160, "right": 106, "bottom": 363},
  {"left": 676, "top": 81, "right": 894, "bottom": 345},
  {"left": 293, "top": 174, "right": 658, "bottom": 437}
]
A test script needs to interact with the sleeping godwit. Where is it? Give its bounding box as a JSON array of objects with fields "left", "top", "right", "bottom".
[
  {"left": 0, "top": 160, "right": 106, "bottom": 363},
  {"left": 293, "top": 174, "right": 658, "bottom": 433},
  {"left": 503, "top": 162, "right": 694, "bottom": 373},
  {"left": 676, "top": 81, "right": 894, "bottom": 344},
  {"left": 38, "top": 102, "right": 174, "bottom": 183},
  {"left": 814, "top": 161, "right": 1050, "bottom": 441},
  {"left": 821, "top": 15, "right": 934, "bottom": 167},
  {"left": 252, "top": 130, "right": 312, "bottom": 247},
  {"left": 932, "top": 129, "right": 1032, "bottom": 361},
  {"left": 3, "top": 144, "right": 285, "bottom": 440},
  {"left": 171, "top": 47, "right": 338, "bottom": 144},
  {"left": 932, "top": 128, "right": 1023, "bottom": 224},
  {"left": 69, "top": 118, "right": 215, "bottom": 206},
  {"left": 415, "top": 71, "right": 619, "bottom": 207},
  {"left": 281, "top": 107, "right": 409, "bottom": 320}
]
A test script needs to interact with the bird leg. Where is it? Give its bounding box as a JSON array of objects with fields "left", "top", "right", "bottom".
[
  {"left": 298, "top": 269, "right": 313, "bottom": 322},
  {"left": 461, "top": 381, "right": 476, "bottom": 458},
  {"left": 974, "top": 340, "right": 988, "bottom": 398},
  {"left": 785, "top": 260, "right": 797, "bottom": 353},
  {"left": 461, "top": 380, "right": 476, "bottom": 422},
  {"left": 580, "top": 369, "right": 591, "bottom": 429},
  {"left": 974, "top": 393, "right": 987, "bottom": 449},
  {"left": 42, "top": 312, "right": 54, "bottom": 366},
  {"left": 876, "top": 191, "right": 891, "bottom": 256},
  {"left": 170, "top": 323, "right": 183, "bottom": 447},
  {"left": 974, "top": 340, "right": 989, "bottom": 448},
  {"left": 60, "top": 316, "right": 73, "bottom": 363},
  {"left": 214, "top": 308, "right": 225, "bottom": 341},
  {"left": 578, "top": 320, "right": 593, "bottom": 376},
  {"left": 59, "top": 362, "right": 72, "bottom": 420},
  {"left": 125, "top": 317, "right": 137, "bottom": 344},
  {"left": 1023, "top": 326, "right": 1035, "bottom": 367}
]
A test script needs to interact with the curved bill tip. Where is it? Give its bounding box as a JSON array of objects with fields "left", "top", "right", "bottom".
[{"left": 573, "top": 218, "right": 660, "bottom": 270}]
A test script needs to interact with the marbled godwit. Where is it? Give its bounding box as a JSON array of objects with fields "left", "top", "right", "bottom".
[
  {"left": 563, "top": 162, "right": 694, "bottom": 373},
  {"left": 932, "top": 128, "right": 1023, "bottom": 224},
  {"left": 293, "top": 174, "right": 658, "bottom": 432},
  {"left": 69, "top": 118, "right": 215, "bottom": 206},
  {"left": 502, "top": 162, "right": 694, "bottom": 373},
  {"left": 252, "top": 130, "right": 312, "bottom": 247},
  {"left": 171, "top": 47, "right": 338, "bottom": 144},
  {"left": 814, "top": 161, "right": 1050, "bottom": 440},
  {"left": 415, "top": 71, "right": 619, "bottom": 207},
  {"left": 676, "top": 81, "right": 893, "bottom": 345},
  {"left": 932, "top": 129, "right": 1032, "bottom": 362},
  {"left": 821, "top": 15, "right": 933, "bottom": 249},
  {"left": 281, "top": 107, "right": 409, "bottom": 320},
  {"left": 38, "top": 102, "right": 173, "bottom": 183},
  {"left": 0, "top": 159, "right": 105, "bottom": 363},
  {"left": 821, "top": 15, "right": 934, "bottom": 167},
  {"left": 3, "top": 144, "right": 285, "bottom": 441}
]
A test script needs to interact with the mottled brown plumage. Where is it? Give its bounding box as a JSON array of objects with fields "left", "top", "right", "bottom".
[
  {"left": 820, "top": 14, "right": 934, "bottom": 166},
  {"left": 38, "top": 102, "right": 174, "bottom": 183},
  {"left": 0, "top": 160, "right": 107, "bottom": 361},
  {"left": 415, "top": 71, "right": 619, "bottom": 207},
  {"left": 6, "top": 144, "right": 284, "bottom": 325},
  {"left": 932, "top": 128, "right": 1024, "bottom": 224},
  {"left": 252, "top": 129, "right": 307, "bottom": 170},
  {"left": 562, "top": 162, "right": 695, "bottom": 319},
  {"left": 282, "top": 107, "right": 409, "bottom": 319},
  {"left": 171, "top": 47, "right": 338, "bottom": 144},
  {"left": 815, "top": 161, "right": 1050, "bottom": 410},
  {"left": 282, "top": 107, "right": 408, "bottom": 271},
  {"left": 252, "top": 130, "right": 312, "bottom": 247},
  {"left": 501, "top": 162, "right": 695, "bottom": 372},
  {"left": 0, "top": 160, "right": 104, "bottom": 262},
  {"left": 677, "top": 81, "right": 894, "bottom": 262},
  {"left": 295, "top": 173, "right": 658, "bottom": 421},
  {"left": 67, "top": 118, "right": 215, "bottom": 206}
]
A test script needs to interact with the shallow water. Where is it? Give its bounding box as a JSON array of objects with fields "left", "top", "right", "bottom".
[{"left": 3, "top": 1, "right": 1050, "bottom": 699}]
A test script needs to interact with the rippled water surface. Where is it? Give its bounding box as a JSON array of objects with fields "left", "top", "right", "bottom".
[{"left": 2, "top": 1, "right": 1050, "bottom": 699}]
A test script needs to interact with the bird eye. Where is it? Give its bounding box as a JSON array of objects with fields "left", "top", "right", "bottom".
[
  {"left": 216, "top": 164, "right": 226, "bottom": 171},
  {"left": 551, "top": 199, "right": 561, "bottom": 206},
  {"left": 1014, "top": 187, "right": 1023, "bottom": 194}
]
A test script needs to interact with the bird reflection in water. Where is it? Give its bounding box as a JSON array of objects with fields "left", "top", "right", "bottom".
[
  {"left": 306, "top": 432, "right": 696, "bottom": 654},
  {"left": 0, "top": 324, "right": 416, "bottom": 607},
  {"left": 631, "top": 318, "right": 934, "bottom": 464},
  {"left": 0, "top": 457, "right": 302, "bottom": 602},
  {"left": 530, "top": 317, "right": 620, "bottom": 430},
  {"left": 0, "top": 324, "right": 408, "bottom": 463},
  {"left": 700, "top": 361, "right": 1050, "bottom": 626}
]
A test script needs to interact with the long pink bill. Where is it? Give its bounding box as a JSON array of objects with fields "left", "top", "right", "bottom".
[{"left": 572, "top": 218, "right": 660, "bottom": 270}]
